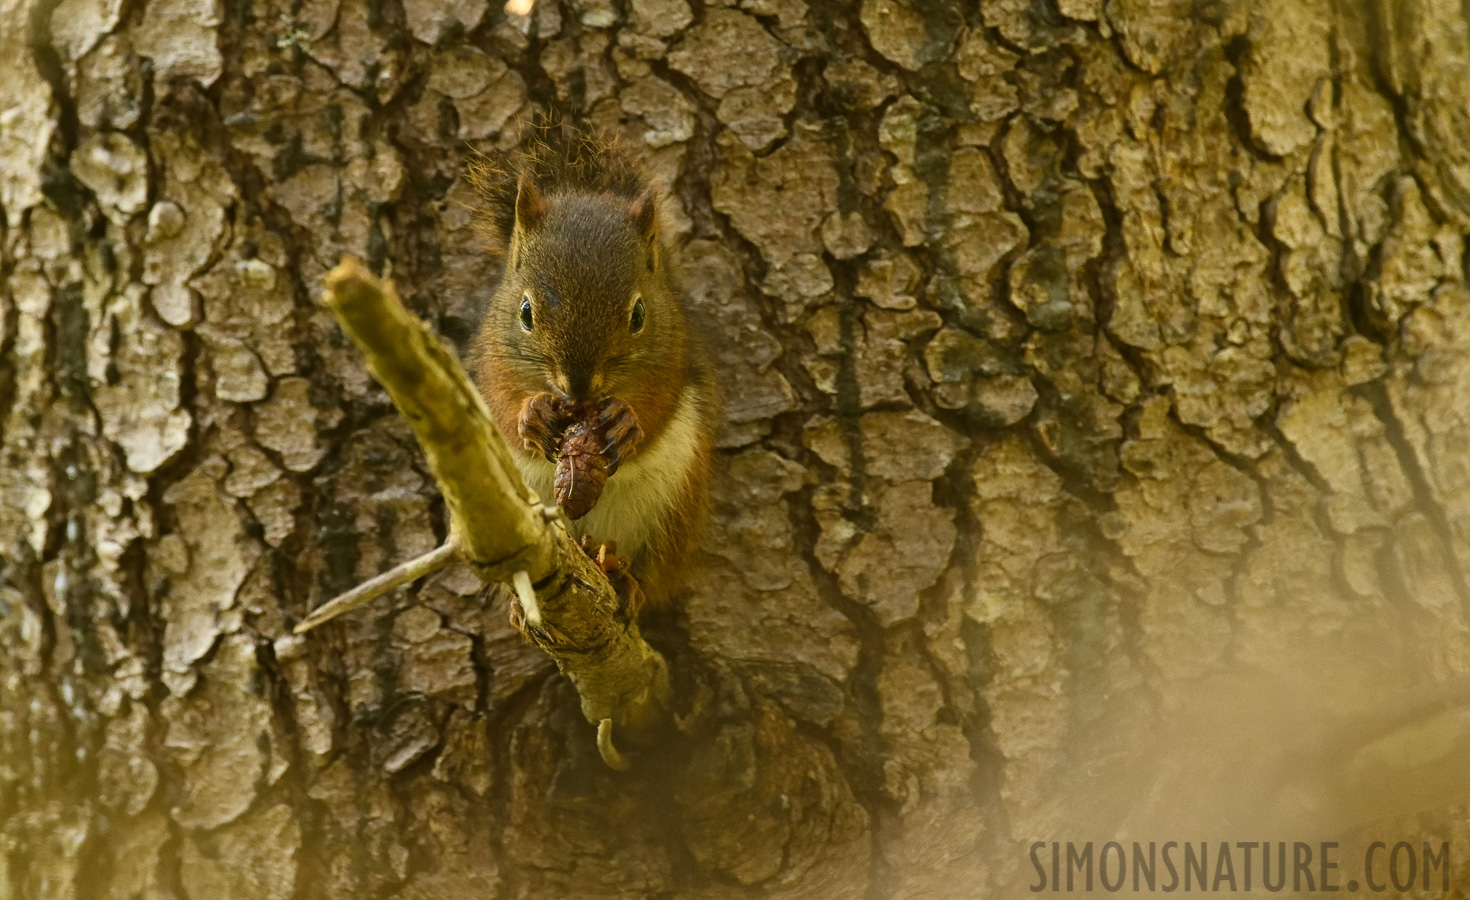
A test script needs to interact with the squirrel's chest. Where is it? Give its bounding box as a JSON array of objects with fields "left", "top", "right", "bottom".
[{"left": 514, "top": 386, "right": 704, "bottom": 557}]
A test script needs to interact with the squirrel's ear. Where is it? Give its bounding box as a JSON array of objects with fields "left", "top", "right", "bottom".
[
  {"left": 514, "top": 173, "right": 547, "bottom": 234},
  {"left": 628, "top": 186, "right": 657, "bottom": 239}
]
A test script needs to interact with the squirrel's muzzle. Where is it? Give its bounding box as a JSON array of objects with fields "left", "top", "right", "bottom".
[{"left": 551, "top": 367, "right": 605, "bottom": 404}]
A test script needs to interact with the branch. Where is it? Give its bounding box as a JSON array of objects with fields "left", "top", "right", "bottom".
[
  {"left": 299, "top": 257, "right": 671, "bottom": 765},
  {"left": 294, "top": 536, "right": 461, "bottom": 634}
]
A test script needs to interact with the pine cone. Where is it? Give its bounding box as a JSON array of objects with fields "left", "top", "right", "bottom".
[
  {"left": 520, "top": 395, "right": 641, "bottom": 520},
  {"left": 554, "top": 412, "right": 612, "bottom": 520}
]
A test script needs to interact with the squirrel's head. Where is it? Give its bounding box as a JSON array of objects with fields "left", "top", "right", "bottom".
[{"left": 484, "top": 174, "right": 682, "bottom": 404}]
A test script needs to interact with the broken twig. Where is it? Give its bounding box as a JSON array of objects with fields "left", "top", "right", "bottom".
[{"left": 294, "top": 536, "right": 461, "bottom": 634}]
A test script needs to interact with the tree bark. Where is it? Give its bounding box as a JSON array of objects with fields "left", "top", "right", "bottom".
[{"left": 3, "top": 0, "right": 1470, "bottom": 897}]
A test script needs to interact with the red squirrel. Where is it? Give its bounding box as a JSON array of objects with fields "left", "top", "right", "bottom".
[{"left": 466, "top": 128, "right": 717, "bottom": 608}]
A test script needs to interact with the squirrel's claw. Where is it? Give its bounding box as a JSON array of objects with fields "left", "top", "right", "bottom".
[
  {"left": 518, "top": 392, "right": 572, "bottom": 461},
  {"left": 577, "top": 536, "right": 645, "bottom": 618},
  {"left": 594, "top": 398, "right": 644, "bottom": 476}
]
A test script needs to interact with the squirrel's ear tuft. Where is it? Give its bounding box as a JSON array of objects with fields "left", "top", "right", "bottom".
[
  {"left": 628, "top": 186, "right": 657, "bottom": 239},
  {"left": 515, "top": 173, "right": 547, "bottom": 234}
]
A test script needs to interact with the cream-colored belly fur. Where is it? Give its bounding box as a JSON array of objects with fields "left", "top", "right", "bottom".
[{"left": 516, "top": 386, "right": 703, "bottom": 557}]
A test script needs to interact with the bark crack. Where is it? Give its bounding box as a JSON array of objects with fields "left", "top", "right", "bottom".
[{"left": 1358, "top": 379, "right": 1470, "bottom": 622}]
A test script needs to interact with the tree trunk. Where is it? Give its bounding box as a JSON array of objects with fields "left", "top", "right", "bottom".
[{"left": 3, "top": 0, "right": 1469, "bottom": 897}]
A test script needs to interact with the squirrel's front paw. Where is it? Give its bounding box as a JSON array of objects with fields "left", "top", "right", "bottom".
[
  {"left": 578, "top": 536, "right": 645, "bottom": 618},
  {"left": 552, "top": 400, "right": 641, "bottom": 519},
  {"left": 594, "top": 397, "right": 644, "bottom": 475},
  {"left": 527, "top": 394, "right": 645, "bottom": 519},
  {"left": 518, "top": 392, "right": 574, "bottom": 461}
]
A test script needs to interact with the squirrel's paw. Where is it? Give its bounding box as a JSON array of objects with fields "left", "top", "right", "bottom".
[
  {"left": 518, "top": 392, "right": 573, "bottom": 461},
  {"left": 578, "top": 535, "right": 628, "bottom": 573},
  {"left": 594, "top": 397, "right": 645, "bottom": 475},
  {"left": 578, "top": 536, "right": 645, "bottom": 618}
]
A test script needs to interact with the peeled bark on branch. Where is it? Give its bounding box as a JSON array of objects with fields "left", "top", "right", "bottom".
[{"left": 308, "top": 257, "right": 670, "bottom": 761}]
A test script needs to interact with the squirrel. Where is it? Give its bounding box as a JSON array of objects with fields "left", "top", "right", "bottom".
[{"left": 465, "top": 126, "right": 718, "bottom": 610}]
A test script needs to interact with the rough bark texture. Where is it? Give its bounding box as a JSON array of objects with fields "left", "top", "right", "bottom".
[{"left": 3, "top": 0, "right": 1470, "bottom": 897}]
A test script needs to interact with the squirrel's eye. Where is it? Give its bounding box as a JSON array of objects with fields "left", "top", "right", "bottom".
[
  {"left": 630, "top": 298, "right": 646, "bottom": 334},
  {"left": 519, "top": 296, "right": 534, "bottom": 331}
]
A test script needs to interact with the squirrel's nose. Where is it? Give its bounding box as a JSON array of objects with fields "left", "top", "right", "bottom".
[{"left": 554, "top": 370, "right": 604, "bottom": 403}]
